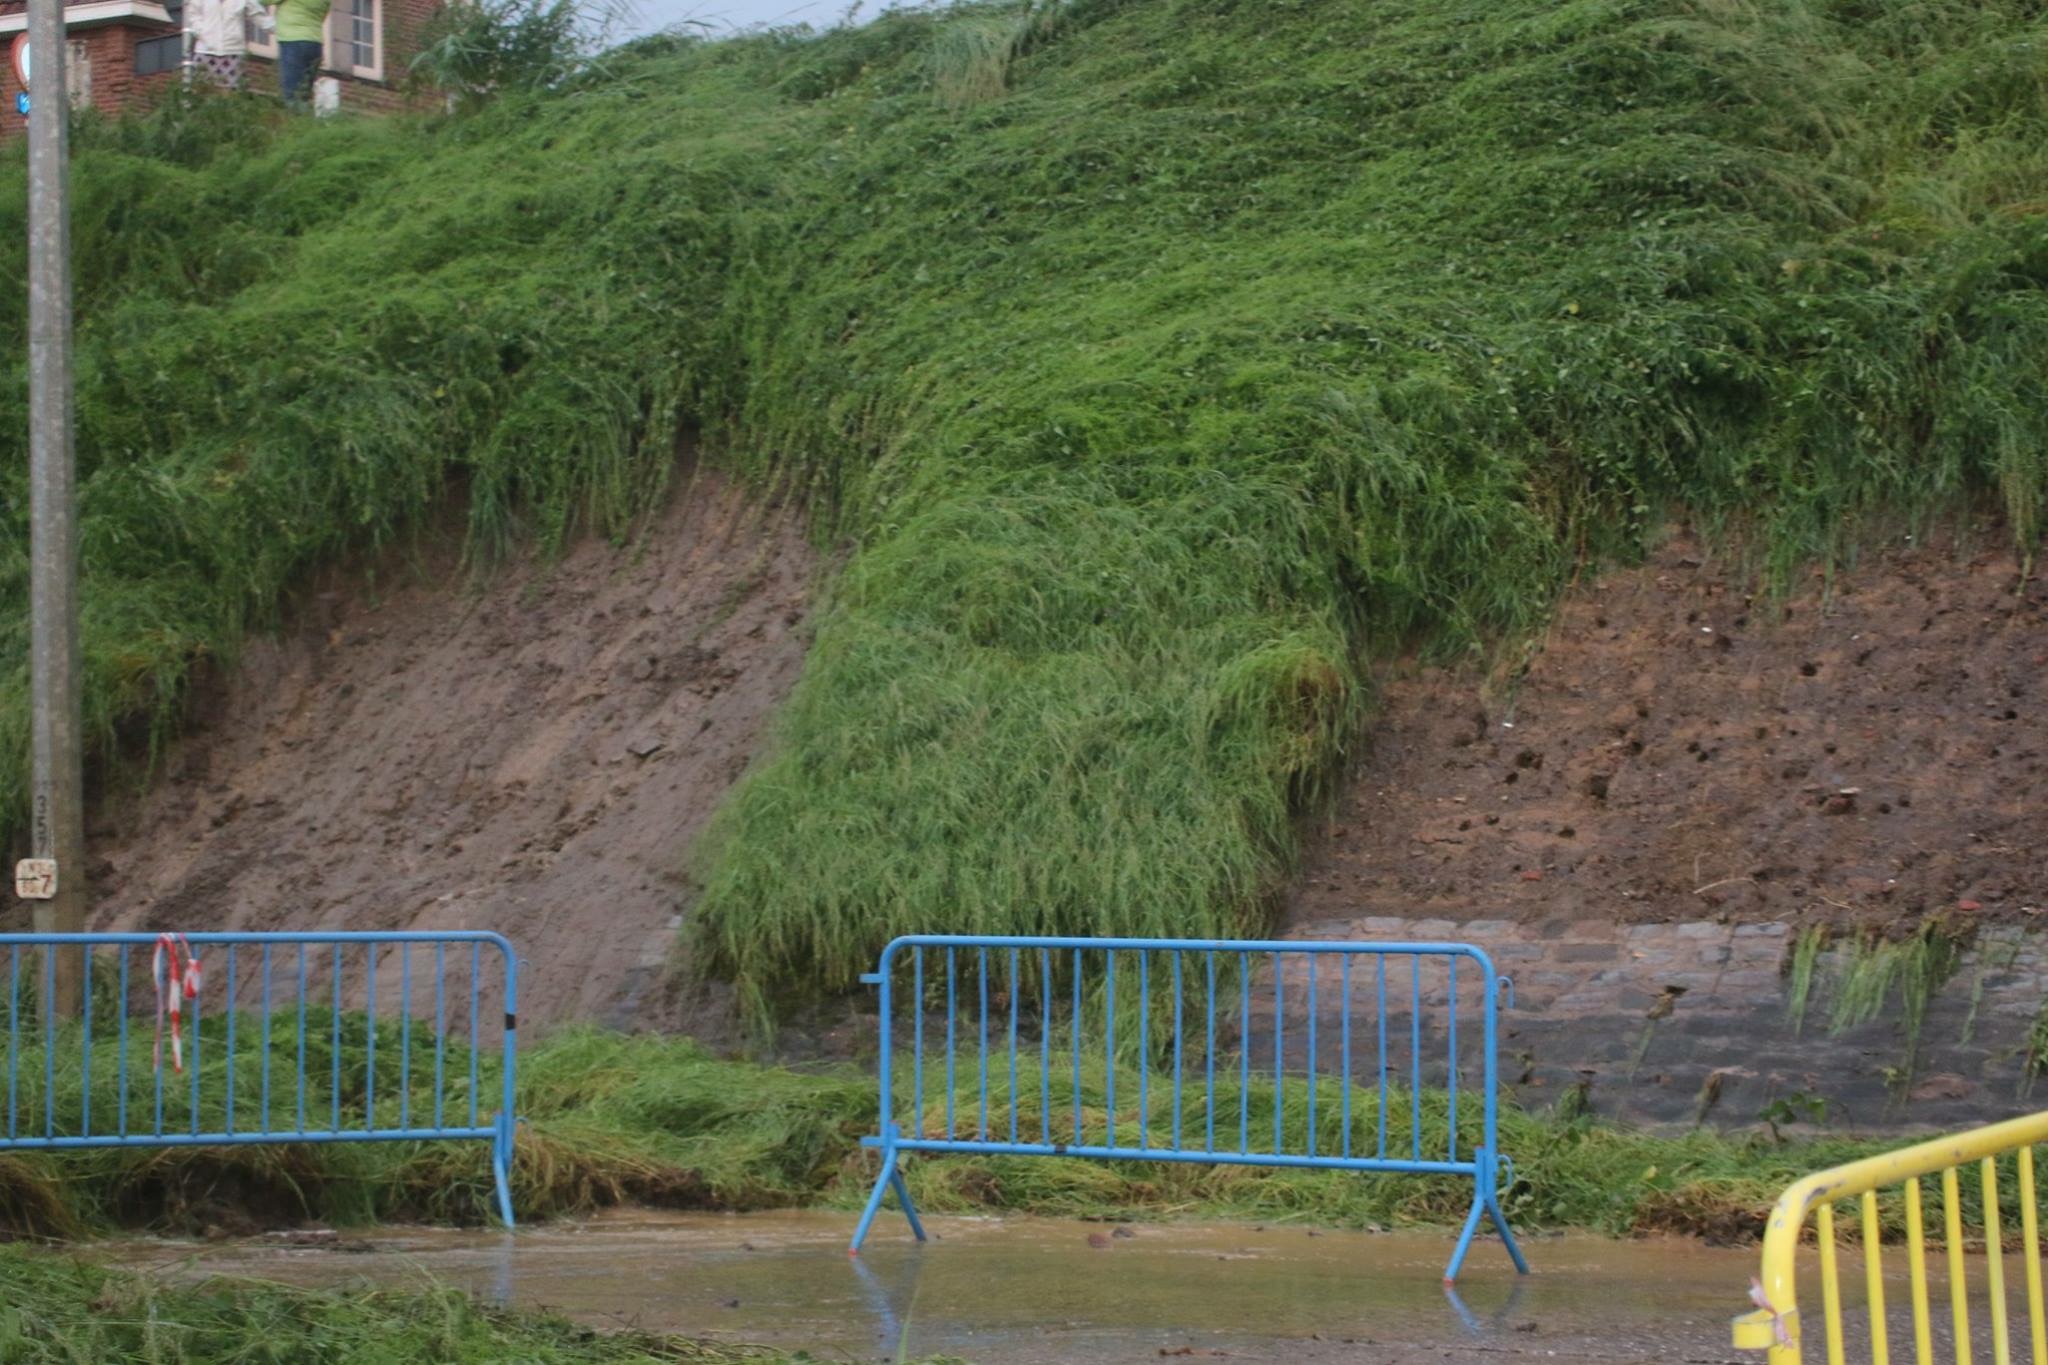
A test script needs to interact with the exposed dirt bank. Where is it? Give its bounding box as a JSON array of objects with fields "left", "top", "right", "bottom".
[
  {"left": 77, "top": 472, "right": 817, "bottom": 1030},
  {"left": 1295, "top": 526, "right": 2045, "bottom": 936},
  {"left": 1289, "top": 525, "right": 2047, "bottom": 1128}
]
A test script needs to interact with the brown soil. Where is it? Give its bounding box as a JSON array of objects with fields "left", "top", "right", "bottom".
[
  {"left": 80, "top": 471, "right": 817, "bottom": 1031},
  {"left": 1291, "top": 527, "right": 2046, "bottom": 936}
]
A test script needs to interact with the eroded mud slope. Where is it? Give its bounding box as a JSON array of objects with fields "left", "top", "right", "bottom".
[
  {"left": 1296, "top": 529, "right": 2045, "bottom": 935},
  {"left": 82, "top": 474, "right": 816, "bottom": 1028}
]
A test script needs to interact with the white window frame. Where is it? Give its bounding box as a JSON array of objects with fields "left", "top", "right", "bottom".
[
  {"left": 65, "top": 37, "right": 89, "bottom": 109},
  {"left": 245, "top": 6, "right": 277, "bottom": 59},
  {"left": 325, "top": 0, "right": 378, "bottom": 81}
]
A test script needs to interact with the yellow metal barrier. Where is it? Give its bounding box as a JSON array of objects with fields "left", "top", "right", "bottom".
[{"left": 1733, "top": 1110, "right": 2048, "bottom": 1363}]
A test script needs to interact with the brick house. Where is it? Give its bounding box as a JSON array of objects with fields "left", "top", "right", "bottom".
[{"left": 0, "top": 0, "right": 437, "bottom": 122}]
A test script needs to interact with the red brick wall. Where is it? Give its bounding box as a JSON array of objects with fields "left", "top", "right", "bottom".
[{"left": 0, "top": 18, "right": 182, "bottom": 122}]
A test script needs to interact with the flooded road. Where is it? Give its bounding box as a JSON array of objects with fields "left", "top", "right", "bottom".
[{"left": 114, "top": 1210, "right": 1758, "bottom": 1363}]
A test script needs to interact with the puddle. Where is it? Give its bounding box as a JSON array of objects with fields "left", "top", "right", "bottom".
[{"left": 111, "top": 1209, "right": 1758, "bottom": 1363}]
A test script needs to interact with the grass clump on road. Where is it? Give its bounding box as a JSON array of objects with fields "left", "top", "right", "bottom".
[{"left": 1, "top": 0, "right": 2045, "bottom": 1013}]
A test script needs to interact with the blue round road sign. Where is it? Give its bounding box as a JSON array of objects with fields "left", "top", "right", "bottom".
[{"left": 14, "top": 93, "right": 27, "bottom": 116}]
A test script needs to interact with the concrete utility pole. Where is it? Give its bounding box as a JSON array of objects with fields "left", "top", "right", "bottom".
[{"left": 24, "top": 0, "right": 85, "bottom": 1017}]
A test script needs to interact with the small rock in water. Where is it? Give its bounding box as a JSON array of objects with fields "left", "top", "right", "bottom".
[
  {"left": 1087, "top": 1232, "right": 1112, "bottom": 1249},
  {"left": 1111, "top": 1225, "right": 1136, "bottom": 1239}
]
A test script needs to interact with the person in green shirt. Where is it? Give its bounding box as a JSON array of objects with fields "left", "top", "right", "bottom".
[{"left": 271, "top": 0, "right": 331, "bottom": 108}]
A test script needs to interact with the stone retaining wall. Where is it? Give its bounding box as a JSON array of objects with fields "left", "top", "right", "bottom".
[{"left": 1285, "top": 914, "right": 2047, "bottom": 1132}]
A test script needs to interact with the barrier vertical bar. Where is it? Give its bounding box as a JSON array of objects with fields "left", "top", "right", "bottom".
[
  {"left": 1172, "top": 954, "right": 1183, "bottom": 1150},
  {"left": 330, "top": 944, "right": 342, "bottom": 1133},
  {"left": 1860, "top": 1190, "right": 1889, "bottom": 1365},
  {"left": 1072, "top": 948, "right": 1082, "bottom": 1145},
  {"left": 259, "top": 944, "right": 270, "bottom": 1132},
  {"left": 117, "top": 946, "right": 129, "bottom": 1135},
  {"left": 1040, "top": 948, "right": 1051, "bottom": 1146},
  {"left": 80, "top": 947, "right": 92, "bottom": 1135},
  {"left": 43, "top": 949, "right": 54, "bottom": 1135},
  {"left": 365, "top": 942, "right": 378, "bottom": 1122},
  {"left": 186, "top": 945, "right": 201, "bottom": 1135},
  {"left": 1410, "top": 954, "right": 1422, "bottom": 1163},
  {"left": 1106, "top": 950, "right": 1117, "bottom": 1141},
  {"left": 1341, "top": 955, "right": 1353, "bottom": 1158},
  {"left": 1376, "top": 955, "right": 1388, "bottom": 1159},
  {"left": 945, "top": 947, "right": 957, "bottom": 1140},
  {"left": 222, "top": 946, "right": 235, "bottom": 1134},
  {"left": 434, "top": 943, "right": 447, "bottom": 1129},
  {"left": 1238, "top": 951, "right": 1250, "bottom": 1154},
  {"left": 987, "top": 949, "right": 995, "bottom": 1146},
  {"left": 1472, "top": 947, "right": 1528, "bottom": 1278},
  {"left": 1138, "top": 951, "right": 1149, "bottom": 1149},
  {"left": 295, "top": 944, "right": 307, "bottom": 1133},
  {"left": 1306, "top": 954, "right": 1318, "bottom": 1158},
  {"left": 468, "top": 941, "right": 480, "bottom": 1128},
  {"left": 1943, "top": 1166, "right": 1972, "bottom": 1365},
  {"left": 1447, "top": 957, "right": 1458, "bottom": 1162},
  {"left": 880, "top": 945, "right": 895, "bottom": 1134},
  {"left": 6, "top": 945, "right": 17, "bottom": 1139},
  {"left": 401, "top": 943, "right": 413, "bottom": 1131},
  {"left": 2020, "top": 1148, "right": 2046, "bottom": 1365},
  {"left": 154, "top": 948, "right": 167, "bottom": 1135},
  {"left": 1007, "top": 948, "right": 1019, "bottom": 1144},
  {"left": 496, "top": 943, "right": 518, "bottom": 1229},
  {"left": 1905, "top": 1177, "right": 1933, "bottom": 1365},
  {"left": 1204, "top": 951, "right": 1216, "bottom": 1154},
  {"left": 1272, "top": 951, "right": 1283, "bottom": 1155},
  {"left": 1481, "top": 950, "right": 1500, "bottom": 1185},
  {"left": 913, "top": 946, "right": 924, "bottom": 1138},
  {"left": 1984, "top": 1158, "right": 2010, "bottom": 1365},
  {"left": 1817, "top": 1201, "right": 1846, "bottom": 1365}
]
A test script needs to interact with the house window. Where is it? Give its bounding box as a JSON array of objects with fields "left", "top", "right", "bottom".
[
  {"left": 135, "top": 33, "right": 184, "bottom": 77},
  {"left": 335, "top": 0, "right": 377, "bottom": 78},
  {"left": 65, "top": 38, "right": 90, "bottom": 109}
]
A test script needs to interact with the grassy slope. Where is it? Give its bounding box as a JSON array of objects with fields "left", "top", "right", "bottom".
[
  {"left": 0, "top": 1024, "right": 2020, "bottom": 1246},
  {"left": 0, "top": 0, "right": 2044, "bottom": 1013}
]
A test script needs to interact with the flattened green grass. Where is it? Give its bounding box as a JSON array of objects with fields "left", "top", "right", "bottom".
[{"left": 0, "top": 1023, "right": 2008, "bottom": 1247}]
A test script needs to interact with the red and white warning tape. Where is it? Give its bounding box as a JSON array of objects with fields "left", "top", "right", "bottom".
[{"left": 151, "top": 933, "right": 202, "bottom": 1074}]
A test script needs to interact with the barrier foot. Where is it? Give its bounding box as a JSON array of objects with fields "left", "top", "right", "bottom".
[
  {"left": 1445, "top": 1191, "right": 1488, "bottom": 1285},
  {"left": 1487, "top": 1188, "right": 1529, "bottom": 1276},
  {"left": 888, "top": 1161, "right": 926, "bottom": 1243},
  {"left": 1444, "top": 1149, "right": 1528, "bottom": 1283},
  {"left": 850, "top": 1125, "right": 924, "bottom": 1253},
  {"left": 492, "top": 1110, "right": 517, "bottom": 1230}
]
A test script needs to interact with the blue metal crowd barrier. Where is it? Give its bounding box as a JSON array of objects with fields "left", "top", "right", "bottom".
[
  {"left": 849, "top": 934, "right": 1528, "bottom": 1283},
  {"left": 0, "top": 930, "right": 520, "bottom": 1227}
]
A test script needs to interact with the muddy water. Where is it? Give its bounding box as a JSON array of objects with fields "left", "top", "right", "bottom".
[{"left": 113, "top": 1210, "right": 1761, "bottom": 1363}]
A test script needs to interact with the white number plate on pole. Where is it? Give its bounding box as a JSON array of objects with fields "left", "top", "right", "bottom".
[{"left": 14, "top": 858, "right": 57, "bottom": 899}]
